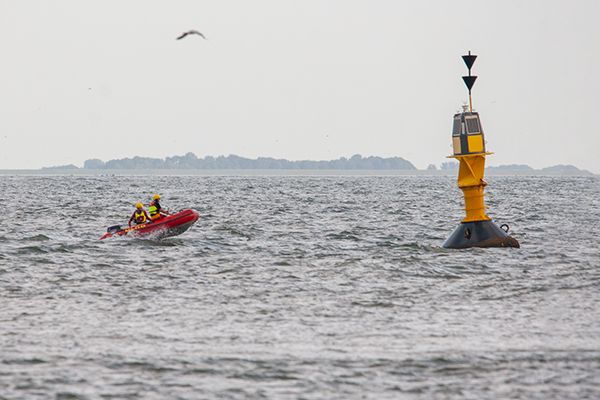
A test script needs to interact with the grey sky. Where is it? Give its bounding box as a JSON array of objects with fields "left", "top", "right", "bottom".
[{"left": 1, "top": 0, "right": 598, "bottom": 171}]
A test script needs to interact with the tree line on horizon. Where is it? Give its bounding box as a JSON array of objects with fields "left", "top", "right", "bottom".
[
  {"left": 80, "top": 153, "right": 417, "bottom": 170},
  {"left": 41, "top": 154, "right": 592, "bottom": 175}
]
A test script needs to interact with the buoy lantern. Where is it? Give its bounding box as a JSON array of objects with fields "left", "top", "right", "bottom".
[{"left": 443, "top": 52, "right": 519, "bottom": 249}]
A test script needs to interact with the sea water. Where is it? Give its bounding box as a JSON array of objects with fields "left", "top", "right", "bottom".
[{"left": 1, "top": 174, "right": 599, "bottom": 399}]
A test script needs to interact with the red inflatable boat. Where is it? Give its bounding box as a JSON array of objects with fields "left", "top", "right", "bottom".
[{"left": 100, "top": 209, "right": 199, "bottom": 240}]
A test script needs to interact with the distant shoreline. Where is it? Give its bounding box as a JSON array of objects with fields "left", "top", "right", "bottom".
[
  {"left": 6, "top": 153, "right": 596, "bottom": 176},
  {"left": 1, "top": 168, "right": 596, "bottom": 177}
]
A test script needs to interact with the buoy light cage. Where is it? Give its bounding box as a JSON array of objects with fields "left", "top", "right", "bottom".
[{"left": 452, "top": 111, "right": 486, "bottom": 156}]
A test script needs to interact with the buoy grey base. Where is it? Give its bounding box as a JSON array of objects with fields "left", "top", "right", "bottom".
[{"left": 443, "top": 220, "right": 520, "bottom": 249}]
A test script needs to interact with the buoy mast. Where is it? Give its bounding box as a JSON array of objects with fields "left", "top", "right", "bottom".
[{"left": 462, "top": 51, "right": 477, "bottom": 112}]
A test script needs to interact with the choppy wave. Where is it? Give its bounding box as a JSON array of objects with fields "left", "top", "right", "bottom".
[{"left": 1, "top": 175, "right": 599, "bottom": 399}]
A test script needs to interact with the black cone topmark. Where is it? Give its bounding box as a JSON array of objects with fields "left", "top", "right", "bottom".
[
  {"left": 462, "top": 53, "right": 477, "bottom": 71},
  {"left": 462, "top": 76, "right": 477, "bottom": 91}
]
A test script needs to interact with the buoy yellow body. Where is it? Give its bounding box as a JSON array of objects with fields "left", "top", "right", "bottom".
[
  {"left": 451, "top": 110, "right": 491, "bottom": 223},
  {"left": 443, "top": 52, "right": 519, "bottom": 249}
]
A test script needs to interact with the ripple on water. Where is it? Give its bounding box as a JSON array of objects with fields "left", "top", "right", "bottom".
[
  {"left": 0, "top": 175, "right": 599, "bottom": 399},
  {"left": 24, "top": 234, "right": 51, "bottom": 242}
]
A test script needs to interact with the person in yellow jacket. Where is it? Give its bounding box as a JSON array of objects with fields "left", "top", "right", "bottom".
[
  {"left": 128, "top": 202, "right": 150, "bottom": 226},
  {"left": 148, "top": 194, "right": 169, "bottom": 221}
]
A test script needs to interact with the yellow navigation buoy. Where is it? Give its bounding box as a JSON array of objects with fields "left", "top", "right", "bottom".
[{"left": 443, "top": 52, "right": 519, "bottom": 249}]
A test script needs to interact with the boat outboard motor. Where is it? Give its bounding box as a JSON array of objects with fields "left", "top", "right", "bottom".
[{"left": 107, "top": 225, "right": 122, "bottom": 234}]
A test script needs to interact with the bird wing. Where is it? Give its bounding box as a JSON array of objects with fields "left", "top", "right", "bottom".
[
  {"left": 188, "top": 30, "right": 206, "bottom": 39},
  {"left": 176, "top": 30, "right": 206, "bottom": 40}
]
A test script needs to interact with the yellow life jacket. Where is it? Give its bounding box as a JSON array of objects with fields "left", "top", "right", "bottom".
[
  {"left": 148, "top": 204, "right": 158, "bottom": 216},
  {"left": 134, "top": 210, "right": 147, "bottom": 223}
]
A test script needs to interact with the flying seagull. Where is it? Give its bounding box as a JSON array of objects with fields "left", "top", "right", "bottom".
[{"left": 176, "top": 30, "right": 206, "bottom": 40}]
